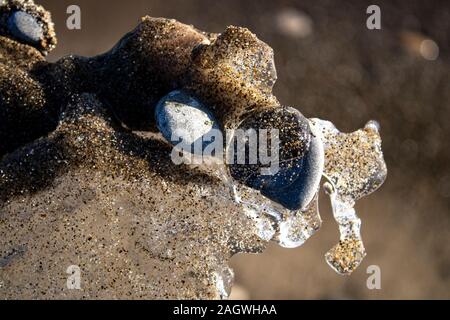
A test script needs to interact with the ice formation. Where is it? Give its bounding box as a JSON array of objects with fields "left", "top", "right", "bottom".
[{"left": 0, "top": 0, "right": 387, "bottom": 299}]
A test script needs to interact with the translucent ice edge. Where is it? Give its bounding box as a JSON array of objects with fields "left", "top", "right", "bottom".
[
  {"left": 313, "top": 118, "right": 386, "bottom": 275},
  {"left": 323, "top": 181, "right": 366, "bottom": 275}
]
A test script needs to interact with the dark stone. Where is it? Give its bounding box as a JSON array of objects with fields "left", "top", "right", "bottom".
[{"left": 229, "top": 107, "right": 319, "bottom": 210}]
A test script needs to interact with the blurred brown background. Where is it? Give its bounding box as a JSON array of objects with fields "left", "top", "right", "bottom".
[{"left": 39, "top": 0, "right": 450, "bottom": 299}]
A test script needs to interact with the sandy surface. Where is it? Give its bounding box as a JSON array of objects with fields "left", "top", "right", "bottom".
[{"left": 27, "top": 0, "right": 450, "bottom": 299}]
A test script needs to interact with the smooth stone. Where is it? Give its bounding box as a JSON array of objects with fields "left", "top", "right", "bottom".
[
  {"left": 229, "top": 108, "right": 311, "bottom": 190},
  {"left": 7, "top": 11, "right": 44, "bottom": 45},
  {"left": 229, "top": 107, "right": 318, "bottom": 210},
  {"left": 155, "top": 90, "right": 220, "bottom": 154},
  {"left": 262, "top": 116, "right": 324, "bottom": 211}
]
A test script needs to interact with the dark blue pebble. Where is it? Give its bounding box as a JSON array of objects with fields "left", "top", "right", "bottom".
[
  {"left": 261, "top": 125, "right": 323, "bottom": 211},
  {"left": 230, "top": 108, "right": 324, "bottom": 211}
]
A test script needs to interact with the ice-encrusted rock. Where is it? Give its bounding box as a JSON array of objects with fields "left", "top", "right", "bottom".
[{"left": 0, "top": 0, "right": 387, "bottom": 299}]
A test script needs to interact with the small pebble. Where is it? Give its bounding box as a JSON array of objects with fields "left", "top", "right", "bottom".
[
  {"left": 155, "top": 90, "right": 220, "bottom": 154},
  {"left": 7, "top": 11, "right": 44, "bottom": 45}
]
